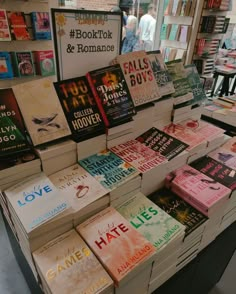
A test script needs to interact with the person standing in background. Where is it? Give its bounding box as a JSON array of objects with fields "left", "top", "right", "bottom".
[{"left": 122, "top": 15, "right": 139, "bottom": 54}]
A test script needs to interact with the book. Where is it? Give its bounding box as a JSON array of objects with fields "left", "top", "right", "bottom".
[
  {"left": 0, "top": 88, "right": 31, "bottom": 157},
  {"left": 116, "top": 192, "right": 185, "bottom": 251},
  {"left": 222, "top": 137, "right": 236, "bottom": 153},
  {"left": 112, "top": 50, "right": 161, "bottom": 106},
  {"left": 169, "top": 24, "right": 180, "bottom": 41},
  {"left": 0, "top": 9, "right": 11, "bottom": 41},
  {"left": 11, "top": 51, "right": 35, "bottom": 77},
  {"left": 190, "top": 156, "right": 236, "bottom": 191},
  {"left": 79, "top": 149, "right": 139, "bottom": 191},
  {"left": 12, "top": 78, "right": 71, "bottom": 146},
  {"left": 33, "top": 229, "right": 113, "bottom": 294},
  {"left": 34, "top": 50, "right": 55, "bottom": 77},
  {"left": 136, "top": 127, "right": 188, "bottom": 160},
  {"left": 0, "top": 52, "right": 14, "bottom": 79},
  {"left": 31, "top": 12, "right": 51, "bottom": 40},
  {"left": 7, "top": 11, "right": 30, "bottom": 40},
  {"left": 77, "top": 206, "right": 156, "bottom": 286},
  {"left": 178, "top": 25, "right": 191, "bottom": 43},
  {"left": 147, "top": 50, "right": 175, "bottom": 97},
  {"left": 149, "top": 188, "right": 208, "bottom": 237},
  {"left": 208, "top": 147, "right": 236, "bottom": 170},
  {"left": 86, "top": 64, "right": 135, "bottom": 128},
  {"left": 54, "top": 76, "right": 105, "bottom": 142},
  {"left": 165, "top": 165, "right": 231, "bottom": 215}
]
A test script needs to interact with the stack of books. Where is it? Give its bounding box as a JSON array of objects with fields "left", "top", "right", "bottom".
[
  {"left": 195, "top": 38, "right": 220, "bottom": 57},
  {"left": 165, "top": 164, "right": 231, "bottom": 250},
  {"left": 199, "top": 15, "right": 226, "bottom": 33},
  {"left": 33, "top": 229, "right": 114, "bottom": 294},
  {"left": 205, "top": 0, "right": 231, "bottom": 11},
  {"left": 116, "top": 192, "right": 185, "bottom": 293},
  {"left": 153, "top": 97, "right": 173, "bottom": 129},
  {"left": 132, "top": 104, "right": 155, "bottom": 138},
  {"left": 150, "top": 188, "right": 208, "bottom": 271},
  {"left": 193, "top": 58, "right": 215, "bottom": 75},
  {"left": 76, "top": 206, "right": 156, "bottom": 294},
  {"left": 79, "top": 149, "right": 141, "bottom": 207}
]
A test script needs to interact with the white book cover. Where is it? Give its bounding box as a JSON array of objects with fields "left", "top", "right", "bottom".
[
  {"left": 12, "top": 78, "right": 71, "bottom": 146},
  {"left": 4, "top": 173, "right": 69, "bottom": 235}
]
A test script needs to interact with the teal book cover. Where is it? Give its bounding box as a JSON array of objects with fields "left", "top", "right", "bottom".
[{"left": 169, "top": 24, "right": 179, "bottom": 41}]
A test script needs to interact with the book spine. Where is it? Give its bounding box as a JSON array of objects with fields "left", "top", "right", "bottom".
[{"left": 86, "top": 73, "right": 110, "bottom": 128}]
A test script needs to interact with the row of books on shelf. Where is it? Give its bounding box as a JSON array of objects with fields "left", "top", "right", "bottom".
[
  {"left": 0, "top": 50, "right": 55, "bottom": 78},
  {"left": 0, "top": 9, "right": 51, "bottom": 41},
  {"left": 204, "top": 0, "right": 232, "bottom": 11},
  {"left": 161, "top": 24, "right": 191, "bottom": 43},
  {"left": 1, "top": 123, "right": 235, "bottom": 293},
  {"left": 195, "top": 38, "right": 220, "bottom": 57},
  {"left": 199, "top": 15, "right": 229, "bottom": 34},
  {"left": 193, "top": 58, "right": 215, "bottom": 75},
  {"left": 161, "top": 47, "right": 187, "bottom": 63},
  {"left": 164, "top": 0, "right": 196, "bottom": 17}
]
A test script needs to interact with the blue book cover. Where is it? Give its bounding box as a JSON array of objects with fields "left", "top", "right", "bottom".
[
  {"left": 79, "top": 149, "right": 139, "bottom": 190},
  {"left": 31, "top": 12, "right": 51, "bottom": 40},
  {"left": 0, "top": 52, "right": 13, "bottom": 79}
]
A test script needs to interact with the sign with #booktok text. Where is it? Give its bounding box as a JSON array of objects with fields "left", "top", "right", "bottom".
[{"left": 51, "top": 9, "right": 122, "bottom": 80}]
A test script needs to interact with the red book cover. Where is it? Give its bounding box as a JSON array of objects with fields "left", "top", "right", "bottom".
[
  {"left": 7, "top": 11, "right": 30, "bottom": 40},
  {"left": 0, "top": 9, "right": 11, "bottom": 41}
]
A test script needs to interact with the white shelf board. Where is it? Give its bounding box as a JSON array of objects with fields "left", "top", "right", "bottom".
[
  {"left": 164, "top": 16, "right": 193, "bottom": 25},
  {"left": 161, "top": 40, "right": 188, "bottom": 50}
]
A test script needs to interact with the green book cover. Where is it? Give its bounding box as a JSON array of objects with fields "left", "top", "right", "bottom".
[
  {"left": 169, "top": 24, "right": 179, "bottom": 41},
  {"left": 160, "top": 24, "right": 168, "bottom": 40}
]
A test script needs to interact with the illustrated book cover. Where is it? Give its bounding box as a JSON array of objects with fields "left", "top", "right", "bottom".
[
  {"left": 31, "top": 12, "right": 51, "bottom": 40},
  {"left": 0, "top": 9, "right": 11, "bottom": 41},
  {"left": 7, "top": 11, "right": 30, "bottom": 40}
]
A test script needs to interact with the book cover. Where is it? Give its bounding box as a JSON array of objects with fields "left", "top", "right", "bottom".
[
  {"left": 114, "top": 50, "right": 161, "bottom": 106},
  {"left": 222, "top": 137, "right": 236, "bottom": 153},
  {"left": 117, "top": 192, "right": 185, "bottom": 250},
  {"left": 12, "top": 78, "right": 71, "bottom": 146},
  {"left": 77, "top": 206, "right": 156, "bottom": 285},
  {"left": 147, "top": 50, "right": 175, "bottom": 97},
  {"left": 149, "top": 188, "right": 208, "bottom": 237},
  {"left": 0, "top": 52, "right": 14, "bottom": 79},
  {"left": 190, "top": 156, "right": 236, "bottom": 191},
  {"left": 160, "top": 24, "right": 169, "bottom": 40},
  {"left": 33, "top": 229, "right": 113, "bottom": 294},
  {"left": 165, "top": 59, "right": 193, "bottom": 105},
  {"left": 86, "top": 64, "right": 135, "bottom": 128},
  {"left": 11, "top": 51, "right": 35, "bottom": 77},
  {"left": 178, "top": 25, "right": 190, "bottom": 43},
  {"left": 49, "top": 164, "right": 108, "bottom": 214},
  {"left": 0, "top": 9, "right": 11, "bottom": 41},
  {"left": 208, "top": 147, "right": 236, "bottom": 170},
  {"left": 4, "top": 173, "right": 69, "bottom": 234},
  {"left": 169, "top": 24, "right": 180, "bottom": 41},
  {"left": 111, "top": 140, "right": 167, "bottom": 174},
  {"left": 54, "top": 76, "right": 105, "bottom": 141},
  {"left": 79, "top": 149, "right": 139, "bottom": 191},
  {"left": 0, "top": 88, "right": 31, "bottom": 157},
  {"left": 7, "top": 11, "right": 30, "bottom": 40},
  {"left": 165, "top": 165, "right": 231, "bottom": 215},
  {"left": 31, "top": 12, "right": 51, "bottom": 40},
  {"left": 136, "top": 127, "right": 188, "bottom": 160},
  {"left": 34, "top": 50, "right": 55, "bottom": 77}
]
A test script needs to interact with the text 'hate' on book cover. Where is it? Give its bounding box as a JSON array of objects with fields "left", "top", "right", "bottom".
[
  {"left": 116, "top": 192, "right": 185, "bottom": 251},
  {"left": 208, "top": 147, "right": 236, "bottom": 171},
  {"left": 7, "top": 11, "right": 30, "bottom": 40},
  {"left": 147, "top": 50, "right": 175, "bottom": 97},
  {"left": 111, "top": 140, "right": 167, "bottom": 174},
  {"left": 54, "top": 76, "right": 105, "bottom": 141},
  {"left": 0, "top": 9, "right": 11, "bottom": 41},
  {"left": 0, "top": 88, "right": 30, "bottom": 157},
  {"left": 4, "top": 173, "right": 69, "bottom": 234},
  {"left": 77, "top": 206, "right": 156, "bottom": 285},
  {"left": 165, "top": 165, "right": 231, "bottom": 215},
  {"left": 79, "top": 149, "right": 139, "bottom": 191},
  {"left": 190, "top": 156, "right": 236, "bottom": 191},
  {"left": 136, "top": 127, "right": 188, "bottom": 160},
  {"left": 33, "top": 229, "right": 113, "bottom": 294},
  {"left": 31, "top": 12, "right": 51, "bottom": 40},
  {"left": 114, "top": 50, "right": 161, "bottom": 106},
  {"left": 86, "top": 64, "right": 135, "bottom": 128},
  {"left": 12, "top": 78, "right": 71, "bottom": 146},
  {"left": 49, "top": 164, "right": 108, "bottom": 213},
  {"left": 149, "top": 188, "right": 208, "bottom": 237}
]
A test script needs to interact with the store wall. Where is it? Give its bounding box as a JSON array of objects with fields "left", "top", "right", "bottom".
[{"left": 78, "top": 0, "right": 118, "bottom": 11}]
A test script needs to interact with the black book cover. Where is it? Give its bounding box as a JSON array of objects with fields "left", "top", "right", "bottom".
[
  {"left": 149, "top": 187, "right": 208, "bottom": 237},
  {"left": 54, "top": 76, "right": 105, "bottom": 142},
  {"left": 136, "top": 127, "right": 189, "bottom": 160},
  {"left": 190, "top": 156, "right": 236, "bottom": 191}
]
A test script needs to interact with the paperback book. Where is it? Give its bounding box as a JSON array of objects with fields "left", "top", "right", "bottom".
[
  {"left": 12, "top": 78, "right": 71, "bottom": 146},
  {"left": 208, "top": 147, "right": 236, "bottom": 170},
  {"left": 31, "top": 12, "right": 51, "bottom": 40},
  {"left": 54, "top": 76, "right": 105, "bottom": 141},
  {"left": 222, "top": 137, "right": 236, "bottom": 153},
  {"left": 11, "top": 51, "right": 35, "bottom": 77},
  {"left": 0, "top": 52, "right": 14, "bottom": 79},
  {"left": 34, "top": 50, "right": 55, "bottom": 76},
  {"left": 0, "top": 9, "right": 11, "bottom": 41},
  {"left": 86, "top": 64, "right": 135, "bottom": 127},
  {"left": 7, "top": 11, "right": 30, "bottom": 40}
]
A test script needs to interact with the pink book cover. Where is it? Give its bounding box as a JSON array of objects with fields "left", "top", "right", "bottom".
[
  {"left": 165, "top": 165, "right": 231, "bottom": 215},
  {"left": 162, "top": 123, "right": 207, "bottom": 151},
  {"left": 77, "top": 206, "right": 156, "bottom": 285},
  {"left": 111, "top": 140, "right": 167, "bottom": 174},
  {"left": 208, "top": 147, "right": 236, "bottom": 170},
  {"left": 222, "top": 137, "right": 236, "bottom": 153}
]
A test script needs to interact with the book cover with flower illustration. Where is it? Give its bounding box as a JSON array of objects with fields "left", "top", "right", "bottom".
[
  {"left": 33, "top": 229, "right": 113, "bottom": 294},
  {"left": 165, "top": 165, "right": 231, "bottom": 216},
  {"left": 77, "top": 206, "right": 156, "bottom": 285},
  {"left": 208, "top": 147, "right": 236, "bottom": 170},
  {"left": 49, "top": 164, "right": 108, "bottom": 216},
  {"left": 149, "top": 188, "right": 208, "bottom": 237},
  {"left": 136, "top": 127, "right": 188, "bottom": 160},
  {"left": 12, "top": 78, "right": 71, "bottom": 146},
  {"left": 79, "top": 149, "right": 139, "bottom": 191},
  {"left": 110, "top": 140, "right": 167, "bottom": 174},
  {"left": 116, "top": 192, "right": 185, "bottom": 251}
]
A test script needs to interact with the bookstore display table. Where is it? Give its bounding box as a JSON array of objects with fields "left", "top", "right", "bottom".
[{"left": 2, "top": 209, "right": 235, "bottom": 294}]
